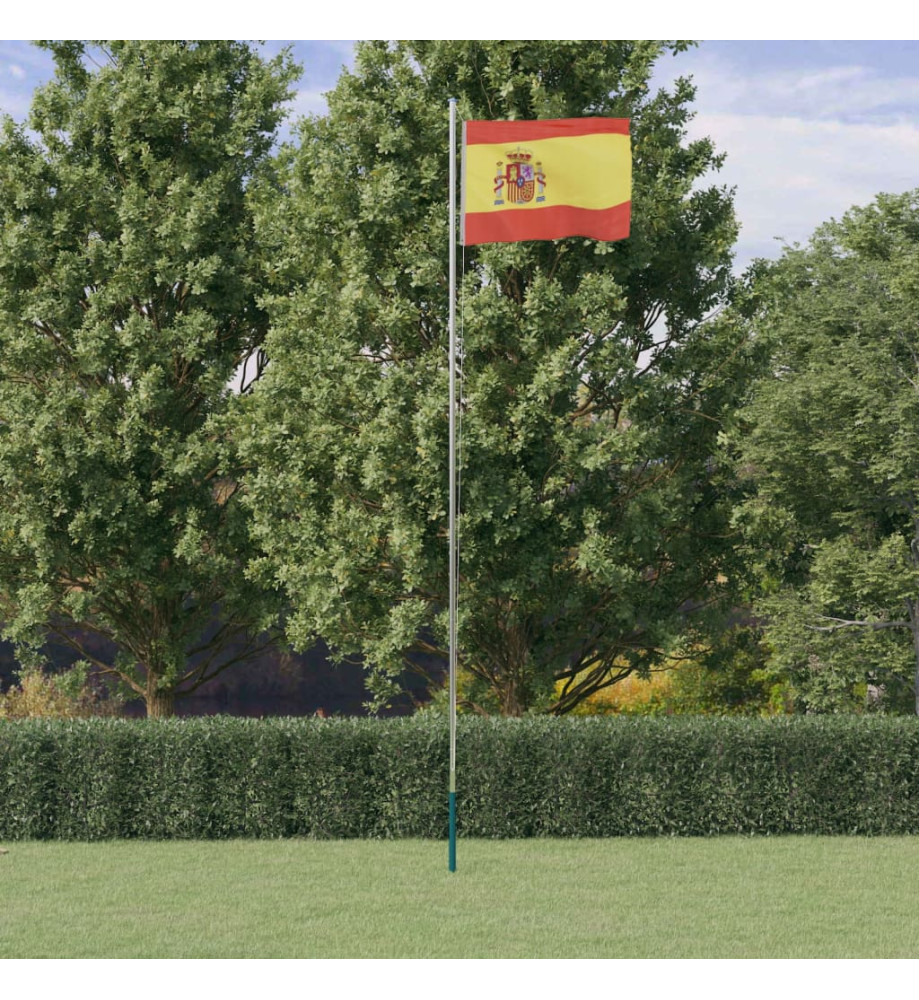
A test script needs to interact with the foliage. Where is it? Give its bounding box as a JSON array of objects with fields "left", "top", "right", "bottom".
[
  {"left": 239, "top": 40, "right": 748, "bottom": 716},
  {"left": 0, "top": 664, "right": 120, "bottom": 718},
  {"left": 0, "top": 42, "right": 298, "bottom": 716},
  {"left": 662, "top": 654, "right": 791, "bottom": 716},
  {"left": 734, "top": 190, "right": 919, "bottom": 714},
  {"left": 4, "top": 714, "right": 919, "bottom": 839},
  {"left": 564, "top": 666, "right": 674, "bottom": 715},
  {"left": 562, "top": 628, "right": 790, "bottom": 716}
]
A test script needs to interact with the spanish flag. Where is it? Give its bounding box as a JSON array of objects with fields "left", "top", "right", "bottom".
[{"left": 461, "top": 118, "right": 631, "bottom": 245}]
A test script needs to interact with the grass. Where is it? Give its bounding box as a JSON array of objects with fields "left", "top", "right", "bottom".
[{"left": 2, "top": 836, "right": 919, "bottom": 958}]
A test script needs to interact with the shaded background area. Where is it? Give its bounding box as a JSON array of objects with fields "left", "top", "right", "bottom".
[{"left": 0, "top": 633, "right": 440, "bottom": 718}]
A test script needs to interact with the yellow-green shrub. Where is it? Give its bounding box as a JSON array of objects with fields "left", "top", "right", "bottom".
[{"left": 0, "top": 667, "right": 120, "bottom": 719}]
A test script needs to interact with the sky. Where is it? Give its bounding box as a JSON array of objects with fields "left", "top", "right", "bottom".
[{"left": 1, "top": 39, "right": 918, "bottom": 273}]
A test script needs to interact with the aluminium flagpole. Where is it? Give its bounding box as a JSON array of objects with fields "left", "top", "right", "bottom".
[{"left": 448, "top": 97, "right": 458, "bottom": 874}]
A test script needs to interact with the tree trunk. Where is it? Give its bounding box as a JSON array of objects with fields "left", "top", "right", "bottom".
[
  {"left": 146, "top": 687, "right": 176, "bottom": 719},
  {"left": 501, "top": 674, "right": 525, "bottom": 717},
  {"left": 909, "top": 601, "right": 919, "bottom": 718}
]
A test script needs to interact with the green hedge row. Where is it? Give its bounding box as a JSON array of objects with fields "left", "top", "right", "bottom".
[{"left": 2, "top": 715, "right": 919, "bottom": 839}]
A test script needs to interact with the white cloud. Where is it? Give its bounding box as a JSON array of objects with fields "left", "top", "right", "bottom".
[
  {"left": 0, "top": 41, "right": 52, "bottom": 70},
  {"left": 8, "top": 64, "right": 26, "bottom": 80},
  {"left": 654, "top": 46, "right": 919, "bottom": 269},
  {"left": 688, "top": 112, "right": 919, "bottom": 267},
  {"left": 677, "top": 48, "right": 919, "bottom": 123}
]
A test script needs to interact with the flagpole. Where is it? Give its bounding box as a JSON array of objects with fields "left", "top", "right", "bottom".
[{"left": 448, "top": 97, "right": 458, "bottom": 874}]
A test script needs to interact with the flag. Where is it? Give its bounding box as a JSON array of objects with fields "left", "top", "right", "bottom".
[{"left": 461, "top": 118, "right": 631, "bottom": 245}]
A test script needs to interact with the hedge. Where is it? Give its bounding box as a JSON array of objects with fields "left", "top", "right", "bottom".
[{"left": 2, "top": 715, "right": 919, "bottom": 840}]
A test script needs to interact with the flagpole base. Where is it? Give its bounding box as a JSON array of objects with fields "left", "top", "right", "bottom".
[{"left": 448, "top": 790, "right": 457, "bottom": 872}]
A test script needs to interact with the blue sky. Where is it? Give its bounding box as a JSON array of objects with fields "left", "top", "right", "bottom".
[
  {"left": 1, "top": 40, "right": 917, "bottom": 272},
  {"left": 651, "top": 41, "right": 919, "bottom": 267}
]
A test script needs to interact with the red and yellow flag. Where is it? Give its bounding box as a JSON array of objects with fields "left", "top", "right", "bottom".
[{"left": 461, "top": 118, "right": 631, "bottom": 246}]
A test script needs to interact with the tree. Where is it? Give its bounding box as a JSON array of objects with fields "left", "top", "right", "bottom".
[
  {"left": 0, "top": 41, "right": 298, "bottom": 716},
  {"left": 239, "top": 40, "right": 746, "bottom": 715},
  {"left": 733, "top": 191, "right": 919, "bottom": 714}
]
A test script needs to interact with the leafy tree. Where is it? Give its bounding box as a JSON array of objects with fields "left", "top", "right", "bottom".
[
  {"left": 0, "top": 41, "right": 298, "bottom": 716},
  {"left": 734, "top": 191, "right": 919, "bottom": 714},
  {"left": 240, "top": 40, "right": 747, "bottom": 715}
]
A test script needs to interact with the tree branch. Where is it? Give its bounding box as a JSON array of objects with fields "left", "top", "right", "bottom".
[{"left": 806, "top": 616, "right": 911, "bottom": 633}]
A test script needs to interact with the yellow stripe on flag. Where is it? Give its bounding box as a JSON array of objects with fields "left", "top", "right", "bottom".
[{"left": 463, "top": 132, "right": 631, "bottom": 215}]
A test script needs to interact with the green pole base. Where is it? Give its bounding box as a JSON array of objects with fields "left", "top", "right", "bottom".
[{"left": 448, "top": 790, "right": 457, "bottom": 872}]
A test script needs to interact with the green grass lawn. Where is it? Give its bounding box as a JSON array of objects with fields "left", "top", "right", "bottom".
[{"left": 2, "top": 836, "right": 919, "bottom": 958}]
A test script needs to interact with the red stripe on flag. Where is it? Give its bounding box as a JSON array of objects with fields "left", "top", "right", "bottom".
[
  {"left": 465, "top": 118, "right": 629, "bottom": 145},
  {"left": 462, "top": 202, "right": 631, "bottom": 246}
]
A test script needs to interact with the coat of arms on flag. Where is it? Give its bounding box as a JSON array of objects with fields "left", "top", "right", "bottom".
[{"left": 494, "top": 148, "right": 546, "bottom": 206}]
